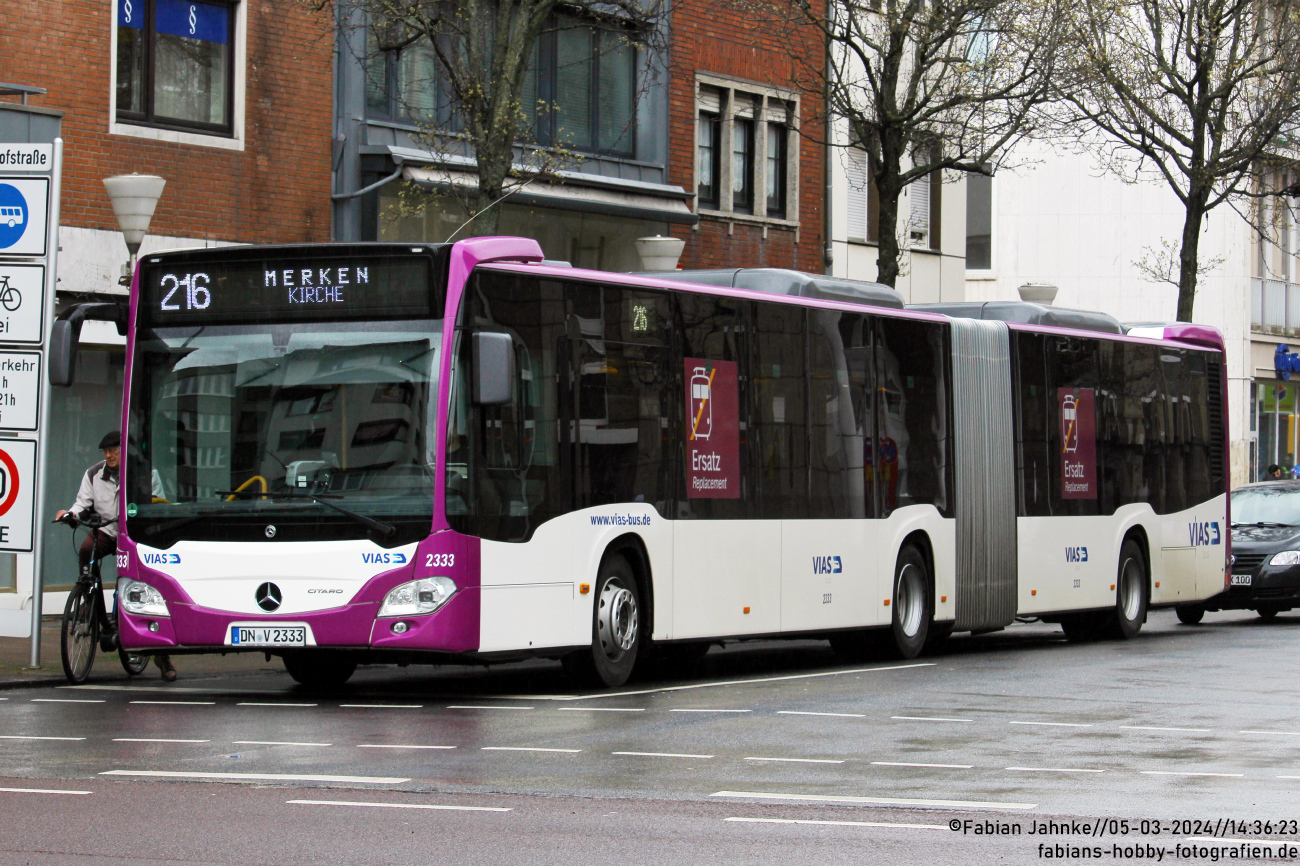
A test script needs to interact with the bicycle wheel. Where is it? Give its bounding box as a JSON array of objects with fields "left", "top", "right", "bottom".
[
  {"left": 60, "top": 585, "right": 99, "bottom": 684},
  {"left": 1, "top": 286, "right": 21, "bottom": 311},
  {"left": 119, "top": 651, "right": 149, "bottom": 676}
]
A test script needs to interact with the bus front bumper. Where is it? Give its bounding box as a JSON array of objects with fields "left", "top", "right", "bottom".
[{"left": 118, "top": 587, "right": 480, "bottom": 654}]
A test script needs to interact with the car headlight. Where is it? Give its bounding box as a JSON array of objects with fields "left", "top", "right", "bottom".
[
  {"left": 118, "top": 578, "right": 169, "bottom": 617},
  {"left": 378, "top": 576, "right": 457, "bottom": 617},
  {"left": 1272, "top": 550, "right": 1300, "bottom": 566}
]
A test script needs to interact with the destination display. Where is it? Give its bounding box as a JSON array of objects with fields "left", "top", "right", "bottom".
[{"left": 139, "top": 254, "right": 435, "bottom": 324}]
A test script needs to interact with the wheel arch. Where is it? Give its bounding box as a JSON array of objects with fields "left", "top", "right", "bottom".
[
  {"left": 899, "top": 529, "right": 936, "bottom": 600},
  {"left": 602, "top": 533, "right": 654, "bottom": 639}
]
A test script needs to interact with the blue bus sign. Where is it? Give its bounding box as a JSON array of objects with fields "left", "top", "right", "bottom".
[{"left": 0, "top": 178, "right": 49, "bottom": 257}]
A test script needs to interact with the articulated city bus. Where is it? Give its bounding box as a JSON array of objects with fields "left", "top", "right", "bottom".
[{"left": 51, "top": 237, "right": 1230, "bottom": 687}]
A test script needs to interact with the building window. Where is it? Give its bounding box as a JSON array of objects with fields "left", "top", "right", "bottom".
[
  {"left": 694, "top": 78, "right": 798, "bottom": 223},
  {"left": 732, "top": 114, "right": 755, "bottom": 214},
  {"left": 698, "top": 111, "right": 721, "bottom": 208},
  {"left": 966, "top": 170, "right": 993, "bottom": 270},
  {"left": 524, "top": 19, "right": 637, "bottom": 155},
  {"left": 766, "top": 123, "right": 787, "bottom": 218},
  {"left": 116, "top": 0, "right": 236, "bottom": 134},
  {"left": 368, "top": 16, "right": 636, "bottom": 156},
  {"left": 908, "top": 147, "right": 942, "bottom": 251},
  {"left": 845, "top": 147, "right": 879, "bottom": 242}
]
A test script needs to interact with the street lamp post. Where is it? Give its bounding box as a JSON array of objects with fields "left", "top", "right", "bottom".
[{"left": 102, "top": 175, "right": 166, "bottom": 284}]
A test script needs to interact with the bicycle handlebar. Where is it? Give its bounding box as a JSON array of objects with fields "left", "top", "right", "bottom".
[{"left": 54, "top": 513, "right": 118, "bottom": 530}]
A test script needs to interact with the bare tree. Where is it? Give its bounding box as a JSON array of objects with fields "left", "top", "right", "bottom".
[
  {"left": 742, "top": 0, "right": 1064, "bottom": 287},
  {"left": 1062, "top": 0, "right": 1300, "bottom": 321},
  {"left": 326, "top": 0, "right": 665, "bottom": 236}
]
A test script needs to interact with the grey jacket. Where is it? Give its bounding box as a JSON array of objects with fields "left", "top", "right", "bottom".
[{"left": 69, "top": 460, "right": 118, "bottom": 537}]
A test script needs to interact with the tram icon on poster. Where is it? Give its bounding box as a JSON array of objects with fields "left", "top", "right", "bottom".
[
  {"left": 690, "top": 366, "right": 714, "bottom": 441},
  {"left": 1062, "top": 393, "right": 1079, "bottom": 453}
]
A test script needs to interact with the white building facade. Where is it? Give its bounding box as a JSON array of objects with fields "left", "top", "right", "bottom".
[{"left": 961, "top": 139, "right": 1264, "bottom": 485}]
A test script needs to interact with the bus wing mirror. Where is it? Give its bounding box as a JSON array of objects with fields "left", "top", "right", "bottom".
[
  {"left": 472, "top": 331, "right": 515, "bottom": 406},
  {"left": 49, "top": 319, "right": 79, "bottom": 387},
  {"left": 49, "top": 303, "right": 128, "bottom": 387}
]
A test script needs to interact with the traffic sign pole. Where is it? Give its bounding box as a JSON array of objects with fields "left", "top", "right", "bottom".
[{"left": 29, "top": 137, "right": 61, "bottom": 667}]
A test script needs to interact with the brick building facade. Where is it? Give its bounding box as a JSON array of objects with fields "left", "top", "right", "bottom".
[
  {"left": 0, "top": 0, "right": 333, "bottom": 274},
  {"left": 667, "top": 1, "right": 825, "bottom": 273}
]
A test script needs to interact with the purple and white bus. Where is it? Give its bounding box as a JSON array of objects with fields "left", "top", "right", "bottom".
[{"left": 50, "top": 237, "right": 1230, "bottom": 687}]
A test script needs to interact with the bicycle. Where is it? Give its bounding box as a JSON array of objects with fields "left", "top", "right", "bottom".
[
  {"left": 56, "top": 513, "right": 149, "bottom": 683},
  {"left": 0, "top": 275, "right": 21, "bottom": 312}
]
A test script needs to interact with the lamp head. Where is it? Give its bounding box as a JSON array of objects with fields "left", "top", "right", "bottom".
[{"left": 102, "top": 174, "right": 166, "bottom": 257}]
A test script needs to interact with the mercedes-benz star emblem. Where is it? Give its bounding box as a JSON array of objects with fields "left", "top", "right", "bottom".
[
  {"left": 255, "top": 582, "right": 282, "bottom": 612},
  {"left": 265, "top": 525, "right": 277, "bottom": 538}
]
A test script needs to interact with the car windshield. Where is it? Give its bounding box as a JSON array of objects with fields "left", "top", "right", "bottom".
[
  {"left": 126, "top": 320, "right": 441, "bottom": 547},
  {"left": 1231, "top": 486, "right": 1300, "bottom": 527}
]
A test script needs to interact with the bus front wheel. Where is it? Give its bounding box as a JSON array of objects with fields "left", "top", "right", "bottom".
[
  {"left": 890, "top": 545, "right": 932, "bottom": 659},
  {"left": 282, "top": 651, "right": 357, "bottom": 689},
  {"left": 564, "top": 552, "right": 642, "bottom": 688}
]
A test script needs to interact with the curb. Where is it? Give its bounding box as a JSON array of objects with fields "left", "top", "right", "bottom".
[{"left": 0, "top": 674, "right": 66, "bottom": 690}]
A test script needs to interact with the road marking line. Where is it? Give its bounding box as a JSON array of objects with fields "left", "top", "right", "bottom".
[
  {"left": 446, "top": 705, "right": 533, "bottom": 711},
  {"left": 1008, "top": 721, "right": 1092, "bottom": 728},
  {"left": 0, "top": 787, "right": 92, "bottom": 795},
  {"left": 481, "top": 746, "right": 581, "bottom": 753},
  {"left": 711, "top": 791, "right": 1036, "bottom": 811},
  {"left": 1120, "top": 726, "right": 1212, "bottom": 733},
  {"left": 671, "top": 708, "right": 751, "bottom": 713},
  {"left": 0, "top": 735, "right": 85, "bottom": 741},
  {"left": 613, "top": 751, "right": 714, "bottom": 759},
  {"left": 1241, "top": 730, "right": 1300, "bottom": 736},
  {"left": 777, "top": 711, "right": 866, "bottom": 718},
  {"left": 129, "top": 701, "right": 216, "bottom": 706},
  {"left": 113, "top": 738, "right": 210, "bottom": 743},
  {"left": 100, "top": 770, "right": 409, "bottom": 784},
  {"left": 238, "top": 702, "right": 318, "bottom": 708},
  {"left": 339, "top": 704, "right": 423, "bottom": 709},
  {"left": 872, "top": 761, "right": 973, "bottom": 769},
  {"left": 1142, "top": 771, "right": 1244, "bottom": 778},
  {"left": 550, "top": 663, "right": 937, "bottom": 701},
  {"left": 1006, "top": 766, "right": 1105, "bottom": 773},
  {"left": 1274, "top": 775, "right": 1300, "bottom": 780},
  {"left": 892, "top": 716, "right": 973, "bottom": 723},
  {"left": 726, "top": 817, "right": 946, "bottom": 831},
  {"left": 233, "top": 741, "right": 332, "bottom": 747},
  {"left": 556, "top": 707, "right": 645, "bottom": 712},
  {"left": 288, "top": 799, "right": 510, "bottom": 813},
  {"left": 31, "top": 698, "right": 106, "bottom": 704},
  {"left": 358, "top": 744, "right": 456, "bottom": 750},
  {"left": 744, "top": 757, "right": 845, "bottom": 764}
]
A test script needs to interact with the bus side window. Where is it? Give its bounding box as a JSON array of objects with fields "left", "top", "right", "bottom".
[
  {"left": 875, "top": 317, "right": 950, "bottom": 517},
  {"left": 1013, "top": 332, "right": 1051, "bottom": 517}
]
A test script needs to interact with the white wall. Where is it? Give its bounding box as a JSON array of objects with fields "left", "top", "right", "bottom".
[{"left": 965, "top": 140, "right": 1254, "bottom": 485}]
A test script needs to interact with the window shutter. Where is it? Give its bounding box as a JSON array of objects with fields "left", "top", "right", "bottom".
[
  {"left": 846, "top": 148, "right": 867, "bottom": 239},
  {"left": 909, "top": 175, "right": 930, "bottom": 245},
  {"left": 699, "top": 86, "right": 722, "bottom": 115}
]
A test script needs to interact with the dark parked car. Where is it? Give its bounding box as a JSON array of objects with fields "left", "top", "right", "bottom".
[{"left": 1188, "top": 481, "right": 1300, "bottom": 623}]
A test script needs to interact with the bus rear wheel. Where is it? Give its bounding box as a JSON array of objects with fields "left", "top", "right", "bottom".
[
  {"left": 890, "top": 545, "right": 932, "bottom": 659},
  {"left": 563, "top": 552, "right": 642, "bottom": 688},
  {"left": 282, "top": 651, "right": 357, "bottom": 689},
  {"left": 1106, "top": 539, "right": 1148, "bottom": 640}
]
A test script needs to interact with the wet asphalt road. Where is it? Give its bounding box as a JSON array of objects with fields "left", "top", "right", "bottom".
[{"left": 4, "top": 608, "right": 1300, "bottom": 864}]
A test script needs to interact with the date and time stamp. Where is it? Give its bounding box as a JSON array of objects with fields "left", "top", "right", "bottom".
[{"left": 950, "top": 818, "right": 1300, "bottom": 860}]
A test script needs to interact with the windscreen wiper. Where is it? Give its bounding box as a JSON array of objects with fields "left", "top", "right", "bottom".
[
  {"left": 260, "top": 491, "right": 396, "bottom": 538},
  {"left": 1231, "top": 521, "right": 1294, "bottom": 528}
]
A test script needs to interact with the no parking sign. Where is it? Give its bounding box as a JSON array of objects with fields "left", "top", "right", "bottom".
[{"left": 0, "top": 439, "right": 37, "bottom": 552}]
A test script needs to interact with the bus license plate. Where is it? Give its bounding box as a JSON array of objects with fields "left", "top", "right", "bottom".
[
  {"left": 1231, "top": 574, "right": 1252, "bottom": 586},
  {"left": 231, "top": 626, "right": 306, "bottom": 647}
]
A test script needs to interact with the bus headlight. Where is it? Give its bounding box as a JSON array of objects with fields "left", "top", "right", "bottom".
[
  {"left": 119, "top": 578, "right": 170, "bottom": 617},
  {"left": 378, "top": 576, "right": 457, "bottom": 617},
  {"left": 1271, "top": 550, "right": 1300, "bottom": 566}
]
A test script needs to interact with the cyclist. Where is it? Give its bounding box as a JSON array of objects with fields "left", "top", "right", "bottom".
[{"left": 56, "top": 431, "right": 177, "bottom": 682}]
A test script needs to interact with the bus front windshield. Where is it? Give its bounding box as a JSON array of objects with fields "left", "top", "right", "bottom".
[{"left": 126, "top": 320, "right": 442, "bottom": 547}]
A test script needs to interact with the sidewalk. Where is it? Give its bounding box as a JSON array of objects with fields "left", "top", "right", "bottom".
[{"left": 0, "top": 617, "right": 287, "bottom": 688}]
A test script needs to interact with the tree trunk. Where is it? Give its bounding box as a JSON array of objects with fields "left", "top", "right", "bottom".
[
  {"left": 875, "top": 182, "right": 902, "bottom": 287},
  {"left": 1176, "top": 189, "right": 1209, "bottom": 322}
]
